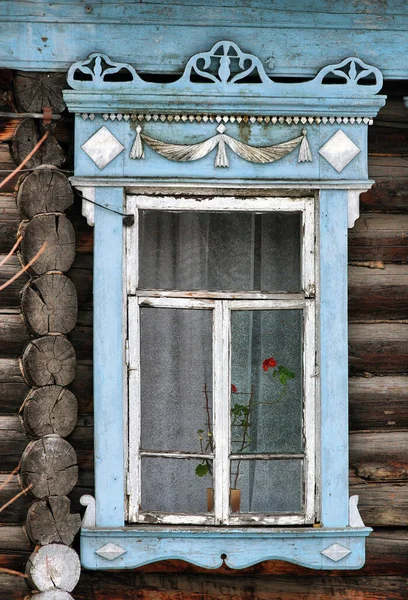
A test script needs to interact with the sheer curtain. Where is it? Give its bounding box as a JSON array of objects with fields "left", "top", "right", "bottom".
[{"left": 138, "top": 210, "right": 303, "bottom": 514}]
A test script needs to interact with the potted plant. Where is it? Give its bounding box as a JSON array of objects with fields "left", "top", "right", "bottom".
[{"left": 196, "top": 356, "right": 295, "bottom": 512}]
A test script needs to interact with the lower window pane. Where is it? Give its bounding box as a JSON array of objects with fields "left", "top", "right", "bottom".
[
  {"left": 141, "top": 457, "right": 213, "bottom": 514},
  {"left": 230, "top": 459, "right": 303, "bottom": 513}
]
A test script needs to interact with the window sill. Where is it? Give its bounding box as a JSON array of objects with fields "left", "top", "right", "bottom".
[{"left": 80, "top": 497, "right": 371, "bottom": 570}]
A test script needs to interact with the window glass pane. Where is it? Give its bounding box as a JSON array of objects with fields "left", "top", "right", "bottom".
[
  {"left": 141, "top": 457, "right": 213, "bottom": 513},
  {"left": 231, "top": 309, "right": 303, "bottom": 454},
  {"left": 230, "top": 459, "right": 303, "bottom": 513},
  {"left": 140, "top": 307, "right": 213, "bottom": 453},
  {"left": 138, "top": 211, "right": 301, "bottom": 292}
]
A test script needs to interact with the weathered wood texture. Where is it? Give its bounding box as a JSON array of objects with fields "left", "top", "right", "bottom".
[
  {"left": 11, "top": 119, "right": 64, "bottom": 168},
  {"left": 349, "top": 323, "right": 408, "bottom": 374},
  {"left": 20, "top": 434, "right": 78, "bottom": 498},
  {"left": 22, "top": 386, "right": 78, "bottom": 438},
  {"left": 21, "top": 273, "right": 78, "bottom": 335},
  {"left": 19, "top": 213, "right": 76, "bottom": 274},
  {"left": 0, "top": 357, "right": 91, "bottom": 415},
  {"left": 17, "top": 167, "right": 73, "bottom": 219},
  {"left": 26, "top": 496, "right": 81, "bottom": 546},
  {"left": 349, "top": 214, "right": 408, "bottom": 263},
  {"left": 21, "top": 335, "right": 77, "bottom": 386},
  {"left": 26, "top": 543, "right": 80, "bottom": 592},
  {"left": 13, "top": 72, "right": 66, "bottom": 113},
  {"left": 348, "top": 265, "right": 408, "bottom": 320},
  {"left": 349, "top": 376, "right": 408, "bottom": 431},
  {"left": 72, "top": 573, "right": 408, "bottom": 600}
]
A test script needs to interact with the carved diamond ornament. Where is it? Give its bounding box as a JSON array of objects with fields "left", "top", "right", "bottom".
[
  {"left": 321, "top": 543, "right": 351, "bottom": 562},
  {"left": 318, "top": 129, "right": 360, "bottom": 173},
  {"left": 95, "top": 542, "right": 126, "bottom": 561},
  {"left": 81, "top": 126, "right": 124, "bottom": 169}
]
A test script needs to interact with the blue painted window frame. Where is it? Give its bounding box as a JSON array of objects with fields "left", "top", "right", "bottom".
[{"left": 62, "top": 41, "right": 388, "bottom": 570}]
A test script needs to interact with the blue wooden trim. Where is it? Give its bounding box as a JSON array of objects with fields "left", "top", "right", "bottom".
[
  {"left": 80, "top": 526, "right": 371, "bottom": 570},
  {"left": 0, "top": 2, "right": 407, "bottom": 79},
  {"left": 63, "top": 45, "right": 385, "bottom": 116},
  {"left": 319, "top": 190, "right": 349, "bottom": 527},
  {"left": 71, "top": 119, "right": 370, "bottom": 181},
  {"left": 93, "top": 186, "right": 125, "bottom": 527}
]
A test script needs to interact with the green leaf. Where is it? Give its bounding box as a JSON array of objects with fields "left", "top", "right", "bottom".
[{"left": 195, "top": 463, "right": 209, "bottom": 477}]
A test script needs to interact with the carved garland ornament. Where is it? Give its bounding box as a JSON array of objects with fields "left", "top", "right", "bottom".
[{"left": 130, "top": 123, "right": 312, "bottom": 167}]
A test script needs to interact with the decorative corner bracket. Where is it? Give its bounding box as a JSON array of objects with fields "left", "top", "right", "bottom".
[{"left": 80, "top": 494, "right": 96, "bottom": 528}]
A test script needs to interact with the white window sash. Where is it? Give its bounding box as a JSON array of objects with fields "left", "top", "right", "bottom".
[{"left": 126, "top": 194, "right": 316, "bottom": 526}]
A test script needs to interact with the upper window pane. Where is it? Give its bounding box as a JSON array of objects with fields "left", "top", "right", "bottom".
[{"left": 138, "top": 210, "right": 301, "bottom": 292}]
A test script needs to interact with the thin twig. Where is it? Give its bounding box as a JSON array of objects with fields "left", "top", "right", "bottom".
[
  {"left": 0, "top": 241, "right": 46, "bottom": 292},
  {"left": 0, "top": 461, "right": 21, "bottom": 493},
  {"left": 0, "top": 130, "right": 49, "bottom": 191},
  {"left": 0, "top": 484, "right": 33, "bottom": 514},
  {"left": 0, "top": 236, "right": 23, "bottom": 269},
  {"left": 0, "top": 568, "right": 28, "bottom": 579}
]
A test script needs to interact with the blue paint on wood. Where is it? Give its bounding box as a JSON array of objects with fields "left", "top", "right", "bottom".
[
  {"left": 320, "top": 190, "right": 349, "bottom": 527},
  {"left": 93, "top": 186, "right": 125, "bottom": 527},
  {"left": 0, "top": 1, "right": 407, "bottom": 79},
  {"left": 80, "top": 525, "right": 371, "bottom": 570},
  {"left": 72, "top": 118, "right": 370, "bottom": 182}
]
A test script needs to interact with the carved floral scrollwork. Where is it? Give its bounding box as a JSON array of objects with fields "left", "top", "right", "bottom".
[
  {"left": 179, "top": 40, "right": 272, "bottom": 85},
  {"left": 315, "top": 57, "right": 383, "bottom": 93},
  {"left": 66, "top": 42, "right": 383, "bottom": 99},
  {"left": 67, "top": 53, "right": 141, "bottom": 89}
]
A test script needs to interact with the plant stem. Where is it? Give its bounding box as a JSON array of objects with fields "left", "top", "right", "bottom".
[{"left": 234, "top": 384, "right": 254, "bottom": 489}]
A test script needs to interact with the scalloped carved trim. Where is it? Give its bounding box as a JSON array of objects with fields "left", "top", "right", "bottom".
[
  {"left": 80, "top": 113, "right": 374, "bottom": 125},
  {"left": 67, "top": 42, "right": 383, "bottom": 97}
]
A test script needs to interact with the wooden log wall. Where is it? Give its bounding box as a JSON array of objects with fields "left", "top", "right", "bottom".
[
  {"left": 0, "top": 70, "right": 82, "bottom": 599},
  {"left": 0, "top": 73, "right": 407, "bottom": 598}
]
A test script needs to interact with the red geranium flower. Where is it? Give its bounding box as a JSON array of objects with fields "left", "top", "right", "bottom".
[
  {"left": 262, "top": 357, "right": 277, "bottom": 371},
  {"left": 231, "top": 384, "right": 238, "bottom": 393}
]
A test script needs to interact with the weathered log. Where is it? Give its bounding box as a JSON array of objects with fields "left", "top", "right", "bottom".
[
  {"left": 0, "top": 143, "right": 20, "bottom": 193},
  {"left": 0, "top": 309, "right": 87, "bottom": 360},
  {"left": 73, "top": 572, "right": 408, "bottom": 600},
  {"left": 349, "top": 431, "right": 408, "bottom": 482},
  {"left": 35, "top": 591, "right": 74, "bottom": 600},
  {"left": 0, "top": 573, "right": 28, "bottom": 600},
  {"left": 14, "top": 72, "right": 66, "bottom": 113},
  {"left": 349, "top": 213, "right": 408, "bottom": 262},
  {"left": 0, "top": 253, "right": 91, "bottom": 309},
  {"left": 20, "top": 213, "right": 76, "bottom": 274},
  {"left": 21, "top": 273, "right": 78, "bottom": 335},
  {"left": 0, "top": 474, "right": 91, "bottom": 524},
  {"left": 348, "top": 265, "right": 408, "bottom": 320},
  {"left": 22, "top": 386, "right": 78, "bottom": 438},
  {"left": 350, "top": 482, "right": 408, "bottom": 526},
  {"left": 0, "top": 358, "right": 90, "bottom": 415},
  {"left": 0, "top": 256, "right": 29, "bottom": 308},
  {"left": 66, "top": 254, "right": 93, "bottom": 309},
  {"left": 11, "top": 119, "right": 64, "bottom": 168},
  {"left": 27, "top": 544, "right": 80, "bottom": 592},
  {"left": 21, "top": 335, "right": 76, "bottom": 387},
  {"left": 360, "top": 178, "right": 408, "bottom": 212},
  {"left": 349, "top": 323, "right": 408, "bottom": 374},
  {"left": 368, "top": 156, "right": 408, "bottom": 180},
  {"left": 17, "top": 167, "right": 73, "bottom": 219},
  {"left": 20, "top": 435, "right": 78, "bottom": 498},
  {"left": 0, "top": 311, "right": 30, "bottom": 356},
  {"left": 349, "top": 375, "right": 408, "bottom": 431},
  {"left": 0, "top": 525, "right": 31, "bottom": 552},
  {"left": 0, "top": 415, "right": 27, "bottom": 472},
  {"left": 26, "top": 496, "right": 81, "bottom": 546}
]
